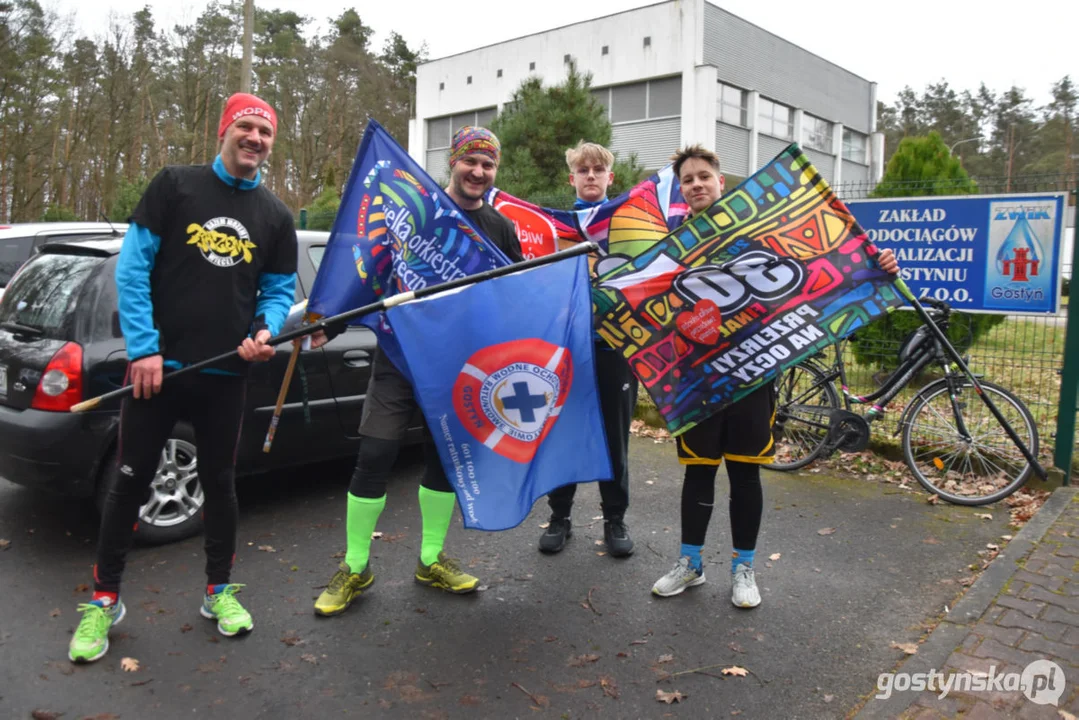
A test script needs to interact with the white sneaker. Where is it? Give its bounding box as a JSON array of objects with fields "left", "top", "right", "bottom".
[
  {"left": 731, "top": 563, "right": 761, "bottom": 608},
  {"left": 652, "top": 556, "right": 706, "bottom": 597}
]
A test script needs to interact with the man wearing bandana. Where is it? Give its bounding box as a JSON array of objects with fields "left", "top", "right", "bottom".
[{"left": 312, "top": 126, "right": 522, "bottom": 618}]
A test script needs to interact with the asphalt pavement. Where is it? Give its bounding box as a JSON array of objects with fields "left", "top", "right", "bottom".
[{"left": 0, "top": 436, "right": 1015, "bottom": 719}]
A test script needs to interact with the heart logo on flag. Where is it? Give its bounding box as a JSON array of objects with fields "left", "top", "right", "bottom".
[{"left": 675, "top": 300, "right": 722, "bottom": 346}]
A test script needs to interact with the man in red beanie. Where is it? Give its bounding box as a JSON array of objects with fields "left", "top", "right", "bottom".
[{"left": 68, "top": 92, "right": 297, "bottom": 664}]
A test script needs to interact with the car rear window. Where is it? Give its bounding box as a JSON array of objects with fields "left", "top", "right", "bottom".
[{"left": 0, "top": 252, "right": 102, "bottom": 339}]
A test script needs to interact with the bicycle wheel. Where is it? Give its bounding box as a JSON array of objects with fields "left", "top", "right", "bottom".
[
  {"left": 902, "top": 379, "right": 1038, "bottom": 505},
  {"left": 771, "top": 361, "right": 841, "bottom": 471}
]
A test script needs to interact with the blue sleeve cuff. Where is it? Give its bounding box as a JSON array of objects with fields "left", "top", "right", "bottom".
[
  {"left": 254, "top": 272, "right": 296, "bottom": 337},
  {"left": 115, "top": 223, "right": 161, "bottom": 360}
]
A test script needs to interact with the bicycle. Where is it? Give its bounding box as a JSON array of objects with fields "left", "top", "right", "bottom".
[{"left": 771, "top": 298, "right": 1039, "bottom": 506}]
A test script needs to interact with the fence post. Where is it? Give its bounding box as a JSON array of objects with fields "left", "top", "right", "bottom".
[
  {"left": 298, "top": 208, "right": 307, "bottom": 230},
  {"left": 1053, "top": 189, "right": 1079, "bottom": 483}
]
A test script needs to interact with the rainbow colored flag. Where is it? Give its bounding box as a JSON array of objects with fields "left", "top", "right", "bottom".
[{"left": 592, "top": 144, "right": 904, "bottom": 435}]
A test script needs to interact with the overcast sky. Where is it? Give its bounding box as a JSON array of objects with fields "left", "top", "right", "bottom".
[{"left": 44, "top": 0, "right": 1076, "bottom": 107}]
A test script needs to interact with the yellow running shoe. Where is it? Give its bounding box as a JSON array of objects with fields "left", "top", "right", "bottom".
[
  {"left": 313, "top": 562, "right": 374, "bottom": 616},
  {"left": 414, "top": 552, "right": 479, "bottom": 594}
]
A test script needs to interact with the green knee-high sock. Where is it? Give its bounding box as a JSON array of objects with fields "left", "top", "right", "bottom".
[
  {"left": 418, "top": 487, "right": 457, "bottom": 566},
  {"left": 344, "top": 493, "right": 386, "bottom": 573}
]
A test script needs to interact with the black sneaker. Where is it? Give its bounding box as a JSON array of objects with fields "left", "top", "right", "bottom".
[
  {"left": 539, "top": 516, "right": 572, "bottom": 554},
  {"left": 603, "top": 518, "right": 634, "bottom": 557}
]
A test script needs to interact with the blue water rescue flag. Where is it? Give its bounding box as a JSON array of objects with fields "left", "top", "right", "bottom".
[
  {"left": 306, "top": 119, "right": 513, "bottom": 375},
  {"left": 386, "top": 254, "right": 611, "bottom": 530}
]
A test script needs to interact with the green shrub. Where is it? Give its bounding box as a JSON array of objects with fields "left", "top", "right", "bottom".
[{"left": 849, "top": 310, "right": 1006, "bottom": 368}]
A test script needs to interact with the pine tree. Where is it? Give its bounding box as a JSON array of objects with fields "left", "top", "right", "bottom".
[
  {"left": 489, "top": 62, "right": 645, "bottom": 204},
  {"left": 857, "top": 132, "right": 1002, "bottom": 366}
]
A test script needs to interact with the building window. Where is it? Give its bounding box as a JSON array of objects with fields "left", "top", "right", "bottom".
[
  {"left": 497, "top": 69, "right": 502, "bottom": 78},
  {"left": 758, "top": 98, "right": 793, "bottom": 140},
  {"left": 592, "top": 76, "right": 682, "bottom": 125},
  {"left": 529, "top": 61, "right": 535, "bottom": 70},
  {"left": 426, "top": 107, "right": 498, "bottom": 151},
  {"left": 843, "top": 129, "right": 868, "bottom": 164},
  {"left": 803, "top": 114, "right": 833, "bottom": 152},
  {"left": 717, "top": 83, "right": 747, "bottom": 127},
  {"left": 438, "top": 82, "right": 444, "bottom": 91},
  {"left": 602, "top": 45, "right": 609, "bottom": 55},
  {"left": 466, "top": 76, "right": 472, "bottom": 85},
  {"left": 643, "top": 36, "right": 651, "bottom": 47}
]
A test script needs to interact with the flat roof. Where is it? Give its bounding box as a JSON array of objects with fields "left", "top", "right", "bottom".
[{"left": 419, "top": 0, "right": 871, "bottom": 85}]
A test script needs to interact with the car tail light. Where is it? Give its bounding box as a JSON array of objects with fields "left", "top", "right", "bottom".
[{"left": 31, "top": 342, "right": 83, "bottom": 411}]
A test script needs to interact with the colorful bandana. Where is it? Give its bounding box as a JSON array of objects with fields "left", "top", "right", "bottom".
[{"left": 449, "top": 126, "right": 501, "bottom": 166}]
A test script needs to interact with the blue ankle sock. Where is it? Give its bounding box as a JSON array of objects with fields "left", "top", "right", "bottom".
[
  {"left": 731, "top": 548, "right": 755, "bottom": 574},
  {"left": 680, "top": 543, "right": 703, "bottom": 572}
]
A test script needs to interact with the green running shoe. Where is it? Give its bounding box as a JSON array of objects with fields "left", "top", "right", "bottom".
[
  {"left": 415, "top": 552, "right": 479, "bottom": 594},
  {"left": 314, "top": 562, "right": 374, "bottom": 617},
  {"left": 69, "top": 598, "right": 126, "bottom": 664},
  {"left": 200, "top": 583, "right": 253, "bottom": 636}
]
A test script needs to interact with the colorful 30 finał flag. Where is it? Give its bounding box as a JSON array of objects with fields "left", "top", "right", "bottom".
[
  {"left": 386, "top": 254, "right": 611, "bottom": 531},
  {"left": 593, "top": 144, "right": 905, "bottom": 435},
  {"left": 307, "top": 119, "right": 513, "bottom": 376}
]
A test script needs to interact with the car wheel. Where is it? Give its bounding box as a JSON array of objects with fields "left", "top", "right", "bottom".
[{"left": 97, "top": 425, "right": 205, "bottom": 546}]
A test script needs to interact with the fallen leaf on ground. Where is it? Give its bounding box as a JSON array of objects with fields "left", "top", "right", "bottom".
[
  {"left": 0, "top": 539, "right": 10, "bottom": 550},
  {"left": 721, "top": 666, "right": 749, "bottom": 677},
  {"left": 1057, "top": 710, "right": 1077, "bottom": 720},
  {"left": 120, "top": 657, "right": 140, "bottom": 672},
  {"left": 74, "top": 583, "right": 89, "bottom": 593},
  {"left": 975, "top": 513, "right": 993, "bottom": 520},
  {"left": 816, "top": 528, "right": 836, "bottom": 536},
  {"left": 927, "top": 494, "right": 940, "bottom": 505},
  {"left": 986, "top": 543, "right": 999, "bottom": 551},
  {"left": 594, "top": 540, "right": 603, "bottom": 546},
  {"left": 371, "top": 531, "right": 383, "bottom": 539},
  {"left": 823, "top": 694, "right": 834, "bottom": 703},
  {"left": 538, "top": 522, "right": 550, "bottom": 529},
  {"left": 180, "top": 623, "right": 193, "bottom": 633},
  {"left": 568, "top": 653, "right": 601, "bottom": 667},
  {"left": 657, "top": 654, "right": 674, "bottom": 664},
  {"left": 281, "top": 634, "right": 303, "bottom": 647},
  {"left": 31, "top": 711, "right": 61, "bottom": 720},
  {"left": 769, "top": 553, "right": 781, "bottom": 561},
  {"left": 656, "top": 689, "right": 686, "bottom": 704},
  {"left": 600, "top": 675, "right": 619, "bottom": 698},
  {"left": 301, "top": 653, "right": 318, "bottom": 664},
  {"left": 257, "top": 545, "right": 277, "bottom": 553},
  {"left": 49, "top": 608, "right": 61, "bottom": 618},
  {"left": 891, "top": 641, "right": 918, "bottom": 655}
]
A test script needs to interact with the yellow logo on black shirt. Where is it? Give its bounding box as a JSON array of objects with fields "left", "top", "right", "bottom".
[{"left": 186, "top": 218, "right": 256, "bottom": 267}]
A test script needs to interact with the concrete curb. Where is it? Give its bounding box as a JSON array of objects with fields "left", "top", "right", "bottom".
[{"left": 853, "top": 485, "right": 1078, "bottom": 720}]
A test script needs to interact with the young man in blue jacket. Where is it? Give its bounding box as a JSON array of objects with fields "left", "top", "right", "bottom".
[
  {"left": 538, "top": 141, "right": 636, "bottom": 557},
  {"left": 68, "top": 93, "right": 297, "bottom": 663}
]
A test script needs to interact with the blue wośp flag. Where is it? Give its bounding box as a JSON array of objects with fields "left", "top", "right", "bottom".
[
  {"left": 306, "top": 119, "right": 513, "bottom": 375},
  {"left": 386, "top": 254, "right": 612, "bottom": 531}
]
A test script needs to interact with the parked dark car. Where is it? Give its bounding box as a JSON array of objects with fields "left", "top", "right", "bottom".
[{"left": 0, "top": 231, "right": 419, "bottom": 544}]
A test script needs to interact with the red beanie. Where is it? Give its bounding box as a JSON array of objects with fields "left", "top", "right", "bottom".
[{"left": 218, "top": 93, "right": 277, "bottom": 138}]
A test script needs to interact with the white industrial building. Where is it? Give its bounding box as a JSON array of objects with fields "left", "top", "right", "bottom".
[{"left": 408, "top": 0, "right": 884, "bottom": 190}]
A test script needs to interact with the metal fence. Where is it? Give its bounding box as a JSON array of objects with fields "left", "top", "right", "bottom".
[{"left": 831, "top": 173, "right": 1077, "bottom": 475}]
